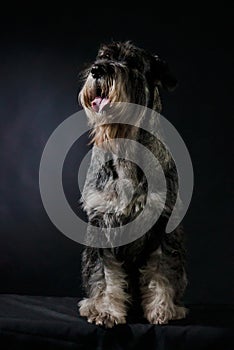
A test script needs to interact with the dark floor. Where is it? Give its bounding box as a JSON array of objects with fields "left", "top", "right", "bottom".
[{"left": 0, "top": 294, "right": 233, "bottom": 350}]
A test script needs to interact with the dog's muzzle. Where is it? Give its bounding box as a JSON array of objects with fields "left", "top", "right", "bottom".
[
  {"left": 89, "top": 63, "right": 112, "bottom": 112},
  {"left": 91, "top": 64, "right": 105, "bottom": 79}
]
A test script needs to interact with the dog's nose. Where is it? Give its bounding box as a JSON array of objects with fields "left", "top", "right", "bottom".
[{"left": 91, "top": 64, "right": 105, "bottom": 79}]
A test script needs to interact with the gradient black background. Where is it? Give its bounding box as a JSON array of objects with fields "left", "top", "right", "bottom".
[{"left": 0, "top": 4, "right": 233, "bottom": 305}]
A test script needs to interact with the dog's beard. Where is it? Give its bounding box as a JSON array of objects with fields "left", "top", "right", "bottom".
[
  {"left": 79, "top": 64, "right": 157, "bottom": 149},
  {"left": 79, "top": 64, "right": 150, "bottom": 119}
]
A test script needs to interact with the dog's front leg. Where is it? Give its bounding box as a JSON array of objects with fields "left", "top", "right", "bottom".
[
  {"left": 140, "top": 245, "right": 187, "bottom": 324},
  {"left": 79, "top": 248, "right": 130, "bottom": 328}
]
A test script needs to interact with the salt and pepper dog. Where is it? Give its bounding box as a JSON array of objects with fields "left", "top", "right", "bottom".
[{"left": 78, "top": 41, "right": 187, "bottom": 327}]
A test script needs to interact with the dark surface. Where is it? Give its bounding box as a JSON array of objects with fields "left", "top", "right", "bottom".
[{"left": 0, "top": 295, "right": 233, "bottom": 350}]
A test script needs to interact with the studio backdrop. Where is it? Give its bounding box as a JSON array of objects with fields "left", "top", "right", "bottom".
[{"left": 0, "top": 6, "right": 233, "bottom": 305}]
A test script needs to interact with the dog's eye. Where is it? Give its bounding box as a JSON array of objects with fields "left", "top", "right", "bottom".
[{"left": 100, "top": 52, "right": 111, "bottom": 60}]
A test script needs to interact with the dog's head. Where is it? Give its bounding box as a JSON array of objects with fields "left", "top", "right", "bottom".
[{"left": 79, "top": 41, "right": 177, "bottom": 118}]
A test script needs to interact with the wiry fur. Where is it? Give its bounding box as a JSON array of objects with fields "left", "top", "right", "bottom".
[{"left": 78, "top": 41, "right": 187, "bottom": 327}]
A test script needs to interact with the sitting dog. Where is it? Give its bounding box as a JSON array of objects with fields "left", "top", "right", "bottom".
[{"left": 78, "top": 41, "right": 187, "bottom": 327}]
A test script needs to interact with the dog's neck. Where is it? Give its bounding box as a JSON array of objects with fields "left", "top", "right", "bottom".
[{"left": 91, "top": 123, "right": 139, "bottom": 148}]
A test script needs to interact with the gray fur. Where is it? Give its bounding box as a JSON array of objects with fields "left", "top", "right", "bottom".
[{"left": 78, "top": 41, "right": 187, "bottom": 327}]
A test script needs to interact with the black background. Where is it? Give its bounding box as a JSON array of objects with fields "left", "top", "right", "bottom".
[{"left": 0, "top": 4, "right": 233, "bottom": 304}]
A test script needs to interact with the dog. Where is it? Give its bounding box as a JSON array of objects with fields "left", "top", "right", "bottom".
[{"left": 78, "top": 41, "right": 187, "bottom": 327}]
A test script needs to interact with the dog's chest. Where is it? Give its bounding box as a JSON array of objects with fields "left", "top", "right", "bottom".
[{"left": 95, "top": 154, "right": 142, "bottom": 191}]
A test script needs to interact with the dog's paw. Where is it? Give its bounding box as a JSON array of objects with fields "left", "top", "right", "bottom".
[
  {"left": 94, "top": 312, "right": 126, "bottom": 328},
  {"left": 145, "top": 305, "right": 187, "bottom": 325},
  {"left": 78, "top": 298, "right": 126, "bottom": 328},
  {"left": 78, "top": 298, "right": 98, "bottom": 319},
  {"left": 172, "top": 305, "right": 188, "bottom": 321}
]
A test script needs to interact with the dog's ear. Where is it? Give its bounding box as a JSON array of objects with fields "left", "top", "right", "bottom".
[{"left": 151, "top": 55, "right": 178, "bottom": 91}]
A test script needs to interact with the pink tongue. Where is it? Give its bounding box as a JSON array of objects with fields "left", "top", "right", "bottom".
[{"left": 91, "top": 97, "right": 109, "bottom": 112}]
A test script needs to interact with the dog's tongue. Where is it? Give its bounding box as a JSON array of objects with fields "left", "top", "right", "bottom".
[{"left": 91, "top": 97, "right": 109, "bottom": 112}]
